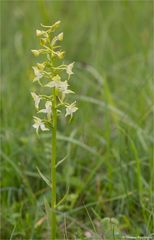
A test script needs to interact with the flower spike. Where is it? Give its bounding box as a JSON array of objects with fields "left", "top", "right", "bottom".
[{"left": 31, "top": 20, "right": 77, "bottom": 132}]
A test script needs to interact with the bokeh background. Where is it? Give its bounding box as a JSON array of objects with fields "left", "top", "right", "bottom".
[{"left": 1, "top": 0, "right": 154, "bottom": 239}]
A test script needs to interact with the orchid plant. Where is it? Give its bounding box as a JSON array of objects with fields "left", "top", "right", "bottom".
[{"left": 31, "top": 20, "right": 77, "bottom": 239}]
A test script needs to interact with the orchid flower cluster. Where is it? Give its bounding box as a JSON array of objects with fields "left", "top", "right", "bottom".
[{"left": 31, "top": 21, "right": 78, "bottom": 133}]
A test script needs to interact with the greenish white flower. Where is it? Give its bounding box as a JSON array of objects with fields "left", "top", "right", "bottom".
[
  {"left": 65, "top": 102, "right": 78, "bottom": 118},
  {"left": 32, "top": 66, "right": 43, "bottom": 82},
  {"left": 66, "top": 62, "right": 74, "bottom": 78},
  {"left": 45, "top": 75, "right": 61, "bottom": 88},
  {"left": 52, "top": 75, "right": 61, "bottom": 81},
  {"left": 33, "top": 116, "right": 49, "bottom": 133},
  {"left": 39, "top": 101, "right": 52, "bottom": 119},
  {"left": 31, "top": 92, "right": 41, "bottom": 109},
  {"left": 36, "top": 30, "right": 48, "bottom": 38},
  {"left": 37, "top": 62, "right": 45, "bottom": 71},
  {"left": 51, "top": 32, "right": 63, "bottom": 46},
  {"left": 46, "top": 77, "right": 73, "bottom": 97},
  {"left": 46, "top": 81, "right": 58, "bottom": 88},
  {"left": 58, "top": 81, "right": 74, "bottom": 95},
  {"left": 56, "top": 51, "right": 65, "bottom": 59},
  {"left": 58, "top": 81, "right": 68, "bottom": 92},
  {"left": 36, "top": 30, "right": 44, "bottom": 37}
]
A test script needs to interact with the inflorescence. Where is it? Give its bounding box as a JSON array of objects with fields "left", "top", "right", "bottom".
[{"left": 31, "top": 21, "right": 78, "bottom": 133}]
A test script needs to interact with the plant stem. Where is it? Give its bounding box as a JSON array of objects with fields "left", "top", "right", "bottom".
[{"left": 51, "top": 87, "right": 57, "bottom": 239}]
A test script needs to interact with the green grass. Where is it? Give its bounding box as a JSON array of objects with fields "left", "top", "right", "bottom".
[{"left": 1, "top": 0, "right": 154, "bottom": 239}]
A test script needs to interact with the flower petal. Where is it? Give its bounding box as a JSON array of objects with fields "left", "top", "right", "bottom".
[{"left": 66, "top": 62, "right": 74, "bottom": 77}]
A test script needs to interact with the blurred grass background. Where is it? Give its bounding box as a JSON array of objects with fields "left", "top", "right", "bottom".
[{"left": 1, "top": 0, "right": 154, "bottom": 239}]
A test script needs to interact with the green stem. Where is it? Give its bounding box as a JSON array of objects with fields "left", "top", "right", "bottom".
[{"left": 51, "top": 87, "right": 57, "bottom": 239}]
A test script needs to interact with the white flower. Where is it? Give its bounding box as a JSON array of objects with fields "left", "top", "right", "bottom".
[
  {"left": 66, "top": 62, "right": 74, "bottom": 78},
  {"left": 58, "top": 81, "right": 68, "bottom": 92},
  {"left": 45, "top": 75, "right": 61, "bottom": 88},
  {"left": 46, "top": 77, "right": 73, "bottom": 99},
  {"left": 46, "top": 81, "right": 58, "bottom": 88},
  {"left": 39, "top": 101, "right": 52, "bottom": 119},
  {"left": 31, "top": 92, "right": 41, "bottom": 109},
  {"left": 32, "top": 66, "right": 43, "bottom": 82},
  {"left": 65, "top": 102, "right": 78, "bottom": 118},
  {"left": 33, "top": 117, "right": 49, "bottom": 133},
  {"left": 58, "top": 81, "right": 74, "bottom": 97}
]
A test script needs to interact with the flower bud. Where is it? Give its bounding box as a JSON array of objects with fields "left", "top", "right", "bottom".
[
  {"left": 36, "top": 30, "right": 42, "bottom": 36},
  {"left": 58, "top": 32, "right": 63, "bottom": 41},
  {"left": 31, "top": 50, "right": 40, "bottom": 56}
]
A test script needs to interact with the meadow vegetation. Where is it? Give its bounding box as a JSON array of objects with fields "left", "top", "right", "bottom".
[{"left": 1, "top": 1, "right": 153, "bottom": 239}]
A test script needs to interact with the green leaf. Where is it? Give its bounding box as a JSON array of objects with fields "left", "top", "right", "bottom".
[
  {"left": 36, "top": 167, "right": 52, "bottom": 188},
  {"left": 56, "top": 154, "right": 68, "bottom": 168}
]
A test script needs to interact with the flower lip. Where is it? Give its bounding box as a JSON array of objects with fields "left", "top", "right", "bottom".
[
  {"left": 31, "top": 92, "right": 41, "bottom": 109},
  {"left": 39, "top": 101, "right": 52, "bottom": 119},
  {"left": 32, "top": 66, "right": 43, "bottom": 82}
]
